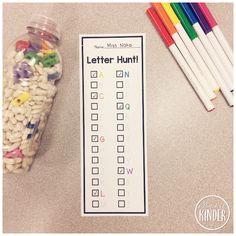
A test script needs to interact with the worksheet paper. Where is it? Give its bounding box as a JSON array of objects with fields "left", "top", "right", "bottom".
[{"left": 80, "top": 34, "right": 147, "bottom": 216}]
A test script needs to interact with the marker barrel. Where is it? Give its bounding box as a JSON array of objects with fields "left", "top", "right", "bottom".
[
  {"left": 175, "top": 23, "right": 218, "bottom": 94},
  {"left": 171, "top": 2, "right": 219, "bottom": 91},
  {"left": 193, "top": 23, "right": 233, "bottom": 92},
  {"left": 160, "top": 3, "right": 217, "bottom": 97},
  {"left": 207, "top": 31, "right": 233, "bottom": 79},
  {"left": 198, "top": 3, "right": 233, "bottom": 64},
  {"left": 212, "top": 25, "right": 233, "bottom": 64},
  {"left": 192, "top": 37, "right": 219, "bottom": 91},
  {"left": 172, "top": 32, "right": 215, "bottom": 101},
  {"left": 153, "top": 3, "right": 216, "bottom": 100},
  {"left": 180, "top": 3, "right": 198, "bottom": 25},
  {"left": 146, "top": 7, "right": 174, "bottom": 47},
  {"left": 180, "top": 3, "right": 233, "bottom": 91},
  {"left": 146, "top": 7, "right": 215, "bottom": 111},
  {"left": 169, "top": 44, "right": 215, "bottom": 111},
  {"left": 190, "top": 3, "right": 233, "bottom": 80}
]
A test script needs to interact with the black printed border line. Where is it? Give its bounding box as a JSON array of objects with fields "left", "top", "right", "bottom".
[{"left": 82, "top": 36, "right": 146, "bottom": 214}]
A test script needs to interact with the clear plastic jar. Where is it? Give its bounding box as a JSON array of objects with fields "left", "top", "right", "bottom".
[{"left": 3, "top": 16, "right": 62, "bottom": 173}]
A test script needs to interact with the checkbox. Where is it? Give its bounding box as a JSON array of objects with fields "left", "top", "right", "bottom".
[
  {"left": 92, "top": 156, "right": 99, "bottom": 164},
  {"left": 91, "top": 135, "right": 98, "bottom": 142},
  {"left": 91, "top": 124, "right": 98, "bottom": 131},
  {"left": 117, "top": 167, "right": 125, "bottom": 174},
  {"left": 92, "top": 178, "right": 99, "bottom": 186},
  {"left": 91, "top": 113, "right": 98, "bottom": 121},
  {"left": 117, "top": 102, "right": 124, "bottom": 110},
  {"left": 117, "top": 124, "right": 124, "bottom": 131},
  {"left": 116, "top": 81, "right": 123, "bottom": 88},
  {"left": 91, "top": 103, "right": 98, "bottom": 110},
  {"left": 118, "top": 189, "right": 125, "bottom": 197},
  {"left": 117, "top": 135, "right": 124, "bottom": 142},
  {"left": 116, "top": 92, "right": 124, "bottom": 99},
  {"left": 91, "top": 81, "right": 98, "bottom": 89},
  {"left": 91, "top": 92, "right": 98, "bottom": 99},
  {"left": 90, "top": 71, "right": 98, "bottom": 78},
  {"left": 117, "top": 113, "right": 124, "bottom": 120},
  {"left": 117, "top": 145, "right": 124, "bottom": 153},
  {"left": 92, "top": 167, "right": 99, "bottom": 174},
  {"left": 117, "top": 156, "right": 125, "bottom": 164},
  {"left": 118, "top": 178, "right": 125, "bottom": 185},
  {"left": 116, "top": 70, "right": 123, "bottom": 78},
  {"left": 92, "top": 146, "right": 99, "bottom": 153},
  {"left": 118, "top": 200, "right": 125, "bottom": 208},
  {"left": 92, "top": 189, "right": 99, "bottom": 197},
  {"left": 92, "top": 200, "right": 99, "bottom": 208}
]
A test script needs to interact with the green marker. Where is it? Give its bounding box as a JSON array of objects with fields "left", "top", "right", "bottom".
[{"left": 171, "top": 3, "right": 197, "bottom": 40}]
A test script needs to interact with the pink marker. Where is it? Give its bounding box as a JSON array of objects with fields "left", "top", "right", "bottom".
[{"left": 198, "top": 3, "right": 233, "bottom": 65}]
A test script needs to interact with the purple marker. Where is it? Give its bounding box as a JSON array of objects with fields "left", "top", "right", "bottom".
[{"left": 190, "top": 3, "right": 211, "bottom": 34}]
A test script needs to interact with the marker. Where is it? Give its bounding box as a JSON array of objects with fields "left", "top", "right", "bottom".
[
  {"left": 162, "top": 3, "right": 218, "bottom": 94},
  {"left": 146, "top": 7, "right": 215, "bottom": 112},
  {"left": 181, "top": 3, "right": 233, "bottom": 92},
  {"left": 171, "top": 3, "right": 233, "bottom": 106},
  {"left": 170, "top": 3, "right": 220, "bottom": 93},
  {"left": 198, "top": 3, "right": 233, "bottom": 64},
  {"left": 152, "top": 3, "right": 216, "bottom": 101},
  {"left": 190, "top": 3, "right": 233, "bottom": 80},
  {"left": 180, "top": 3, "right": 233, "bottom": 106}
]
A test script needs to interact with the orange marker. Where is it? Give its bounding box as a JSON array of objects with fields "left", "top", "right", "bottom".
[{"left": 152, "top": 3, "right": 177, "bottom": 36}]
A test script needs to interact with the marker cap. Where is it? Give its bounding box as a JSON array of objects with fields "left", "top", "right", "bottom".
[
  {"left": 171, "top": 3, "right": 198, "bottom": 40},
  {"left": 152, "top": 3, "right": 177, "bottom": 36},
  {"left": 146, "top": 7, "right": 174, "bottom": 47},
  {"left": 161, "top": 3, "right": 180, "bottom": 25},
  {"left": 190, "top": 3, "right": 212, "bottom": 34},
  {"left": 180, "top": 3, "right": 198, "bottom": 25},
  {"left": 197, "top": 3, "right": 217, "bottom": 28}
]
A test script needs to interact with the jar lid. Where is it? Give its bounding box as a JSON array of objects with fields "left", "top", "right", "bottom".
[{"left": 27, "top": 15, "right": 60, "bottom": 42}]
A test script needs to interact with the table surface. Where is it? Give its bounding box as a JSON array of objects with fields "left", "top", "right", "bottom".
[{"left": 3, "top": 3, "right": 233, "bottom": 233}]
